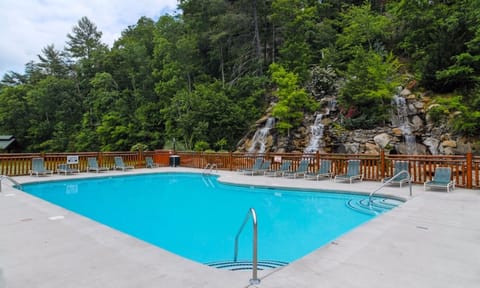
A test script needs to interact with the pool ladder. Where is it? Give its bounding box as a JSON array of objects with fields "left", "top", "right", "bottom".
[
  {"left": 368, "top": 170, "right": 412, "bottom": 204},
  {"left": 0, "top": 175, "right": 22, "bottom": 192},
  {"left": 202, "top": 163, "right": 217, "bottom": 175},
  {"left": 234, "top": 208, "right": 260, "bottom": 285}
]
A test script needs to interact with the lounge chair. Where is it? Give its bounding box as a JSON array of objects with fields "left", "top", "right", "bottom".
[
  {"left": 382, "top": 161, "right": 410, "bottom": 187},
  {"left": 239, "top": 158, "right": 264, "bottom": 174},
  {"left": 244, "top": 160, "right": 271, "bottom": 176},
  {"left": 87, "top": 157, "right": 109, "bottom": 173},
  {"left": 304, "top": 159, "right": 332, "bottom": 180},
  {"left": 334, "top": 160, "right": 362, "bottom": 183},
  {"left": 264, "top": 160, "right": 292, "bottom": 177},
  {"left": 145, "top": 156, "right": 159, "bottom": 168},
  {"left": 283, "top": 159, "right": 310, "bottom": 178},
  {"left": 57, "top": 163, "right": 79, "bottom": 175},
  {"left": 30, "top": 158, "right": 53, "bottom": 176},
  {"left": 114, "top": 156, "right": 134, "bottom": 171},
  {"left": 424, "top": 167, "right": 455, "bottom": 192}
]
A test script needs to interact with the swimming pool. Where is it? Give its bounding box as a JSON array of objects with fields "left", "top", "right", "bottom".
[{"left": 21, "top": 173, "right": 400, "bottom": 268}]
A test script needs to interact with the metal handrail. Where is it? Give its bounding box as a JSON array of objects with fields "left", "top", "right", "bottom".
[
  {"left": 202, "top": 163, "right": 217, "bottom": 175},
  {"left": 234, "top": 208, "right": 260, "bottom": 285},
  {"left": 369, "top": 170, "right": 412, "bottom": 204},
  {"left": 0, "top": 175, "right": 22, "bottom": 192}
]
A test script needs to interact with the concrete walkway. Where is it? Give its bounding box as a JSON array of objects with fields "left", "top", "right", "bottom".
[{"left": 1, "top": 168, "right": 479, "bottom": 288}]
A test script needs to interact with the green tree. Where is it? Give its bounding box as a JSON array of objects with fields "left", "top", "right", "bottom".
[
  {"left": 26, "top": 76, "right": 81, "bottom": 151},
  {"left": 339, "top": 48, "right": 402, "bottom": 128},
  {"left": 0, "top": 85, "right": 30, "bottom": 149},
  {"left": 36, "top": 44, "right": 71, "bottom": 78},
  {"left": 390, "top": 0, "right": 479, "bottom": 92},
  {"left": 66, "top": 16, "right": 106, "bottom": 59},
  {"left": 269, "top": 63, "right": 318, "bottom": 135}
]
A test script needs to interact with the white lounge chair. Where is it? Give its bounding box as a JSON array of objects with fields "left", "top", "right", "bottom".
[
  {"left": 382, "top": 161, "right": 410, "bottom": 187},
  {"left": 283, "top": 159, "right": 310, "bottom": 178},
  {"left": 264, "top": 160, "right": 292, "bottom": 177},
  {"left": 87, "top": 157, "right": 109, "bottom": 173},
  {"left": 305, "top": 159, "right": 332, "bottom": 180},
  {"left": 114, "top": 156, "right": 134, "bottom": 171},
  {"left": 145, "top": 156, "right": 159, "bottom": 168},
  {"left": 334, "top": 160, "right": 362, "bottom": 183},
  {"left": 57, "top": 163, "right": 79, "bottom": 175},
  {"left": 424, "top": 167, "right": 455, "bottom": 192},
  {"left": 30, "top": 158, "right": 53, "bottom": 176}
]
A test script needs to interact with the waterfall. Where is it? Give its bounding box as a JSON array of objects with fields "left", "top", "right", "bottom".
[
  {"left": 392, "top": 95, "right": 417, "bottom": 154},
  {"left": 304, "top": 114, "right": 325, "bottom": 154},
  {"left": 248, "top": 117, "right": 275, "bottom": 154}
]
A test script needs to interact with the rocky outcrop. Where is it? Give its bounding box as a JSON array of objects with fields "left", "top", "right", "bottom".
[{"left": 238, "top": 88, "right": 477, "bottom": 155}]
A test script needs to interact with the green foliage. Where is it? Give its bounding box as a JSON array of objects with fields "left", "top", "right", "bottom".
[
  {"left": 215, "top": 138, "right": 227, "bottom": 151},
  {"left": 194, "top": 141, "right": 210, "bottom": 152},
  {"left": 131, "top": 143, "right": 149, "bottom": 152},
  {"left": 390, "top": 0, "right": 480, "bottom": 92},
  {"left": 339, "top": 48, "right": 402, "bottom": 128},
  {"left": 270, "top": 63, "right": 319, "bottom": 135},
  {"left": 2, "top": 1, "right": 480, "bottom": 152},
  {"left": 336, "top": 3, "right": 391, "bottom": 52},
  {"left": 427, "top": 94, "right": 480, "bottom": 137}
]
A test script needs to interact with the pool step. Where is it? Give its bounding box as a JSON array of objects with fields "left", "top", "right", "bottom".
[
  {"left": 346, "top": 198, "right": 402, "bottom": 215},
  {"left": 206, "top": 260, "right": 288, "bottom": 271}
]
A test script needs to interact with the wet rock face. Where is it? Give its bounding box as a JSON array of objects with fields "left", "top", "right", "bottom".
[{"left": 238, "top": 90, "right": 475, "bottom": 155}]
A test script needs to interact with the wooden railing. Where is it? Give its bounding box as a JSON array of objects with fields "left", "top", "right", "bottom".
[
  {"left": 1, "top": 150, "right": 478, "bottom": 189},
  {"left": 176, "top": 151, "right": 477, "bottom": 189}
]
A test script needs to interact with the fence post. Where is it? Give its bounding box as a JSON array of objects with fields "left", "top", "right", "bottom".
[
  {"left": 138, "top": 149, "right": 144, "bottom": 168},
  {"left": 229, "top": 151, "right": 233, "bottom": 171},
  {"left": 98, "top": 152, "right": 104, "bottom": 167},
  {"left": 380, "top": 150, "right": 386, "bottom": 180},
  {"left": 466, "top": 152, "right": 473, "bottom": 189}
]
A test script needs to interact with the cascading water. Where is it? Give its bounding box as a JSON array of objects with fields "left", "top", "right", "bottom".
[
  {"left": 304, "top": 98, "right": 336, "bottom": 154},
  {"left": 248, "top": 117, "right": 275, "bottom": 154},
  {"left": 392, "top": 95, "right": 417, "bottom": 154},
  {"left": 304, "top": 114, "right": 325, "bottom": 154}
]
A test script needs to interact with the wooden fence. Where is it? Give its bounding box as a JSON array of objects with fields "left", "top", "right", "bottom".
[{"left": 1, "top": 150, "right": 478, "bottom": 189}]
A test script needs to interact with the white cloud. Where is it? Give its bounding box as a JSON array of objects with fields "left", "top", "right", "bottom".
[{"left": 0, "top": 0, "right": 178, "bottom": 77}]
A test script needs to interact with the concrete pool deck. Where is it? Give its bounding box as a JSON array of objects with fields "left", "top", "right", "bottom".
[{"left": 0, "top": 167, "right": 479, "bottom": 288}]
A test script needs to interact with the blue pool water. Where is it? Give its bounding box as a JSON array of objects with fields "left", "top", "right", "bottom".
[{"left": 22, "top": 173, "right": 397, "bottom": 266}]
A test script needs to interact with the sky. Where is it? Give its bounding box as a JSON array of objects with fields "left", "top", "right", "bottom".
[{"left": 0, "top": 0, "right": 178, "bottom": 77}]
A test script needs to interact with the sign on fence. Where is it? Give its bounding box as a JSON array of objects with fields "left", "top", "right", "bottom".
[{"left": 67, "top": 155, "right": 79, "bottom": 164}]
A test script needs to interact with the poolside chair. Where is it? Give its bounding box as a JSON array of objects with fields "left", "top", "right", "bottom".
[
  {"left": 239, "top": 158, "right": 264, "bottom": 174},
  {"left": 57, "top": 163, "right": 79, "bottom": 175},
  {"left": 382, "top": 161, "right": 411, "bottom": 187},
  {"left": 304, "top": 159, "right": 332, "bottom": 181},
  {"left": 250, "top": 160, "right": 272, "bottom": 175},
  {"left": 283, "top": 159, "right": 310, "bottom": 178},
  {"left": 424, "top": 167, "right": 455, "bottom": 193},
  {"left": 243, "top": 160, "right": 271, "bottom": 176},
  {"left": 87, "top": 157, "right": 109, "bottom": 173},
  {"left": 30, "top": 158, "right": 53, "bottom": 176},
  {"left": 334, "top": 160, "right": 362, "bottom": 183},
  {"left": 264, "top": 160, "right": 292, "bottom": 177},
  {"left": 145, "top": 156, "right": 159, "bottom": 168},
  {"left": 114, "top": 156, "right": 134, "bottom": 171}
]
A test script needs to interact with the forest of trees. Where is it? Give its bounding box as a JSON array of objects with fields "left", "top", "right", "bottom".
[{"left": 1, "top": 0, "right": 479, "bottom": 152}]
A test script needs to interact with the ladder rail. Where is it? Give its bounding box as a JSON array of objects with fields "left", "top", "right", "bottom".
[
  {"left": 202, "top": 163, "right": 218, "bottom": 175},
  {"left": 369, "top": 170, "right": 412, "bottom": 204},
  {"left": 233, "top": 208, "right": 260, "bottom": 285},
  {"left": 0, "top": 175, "right": 22, "bottom": 192}
]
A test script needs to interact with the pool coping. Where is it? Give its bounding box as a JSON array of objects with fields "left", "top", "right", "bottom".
[{"left": 1, "top": 167, "right": 479, "bottom": 288}]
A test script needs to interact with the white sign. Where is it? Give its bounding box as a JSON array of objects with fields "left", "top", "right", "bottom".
[{"left": 66, "top": 155, "right": 79, "bottom": 164}]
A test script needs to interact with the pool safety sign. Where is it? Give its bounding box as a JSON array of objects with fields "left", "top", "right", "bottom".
[{"left": 67, "top": 155, "right": 79, "bottom": 164}]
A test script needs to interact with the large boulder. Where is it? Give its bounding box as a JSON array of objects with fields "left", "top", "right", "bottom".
[
  {"left": 374, "top": 133, "right": 392, "bottom": 149},
  {"left": 423, "top": 137, "right": 440, "bottom": 155}
]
